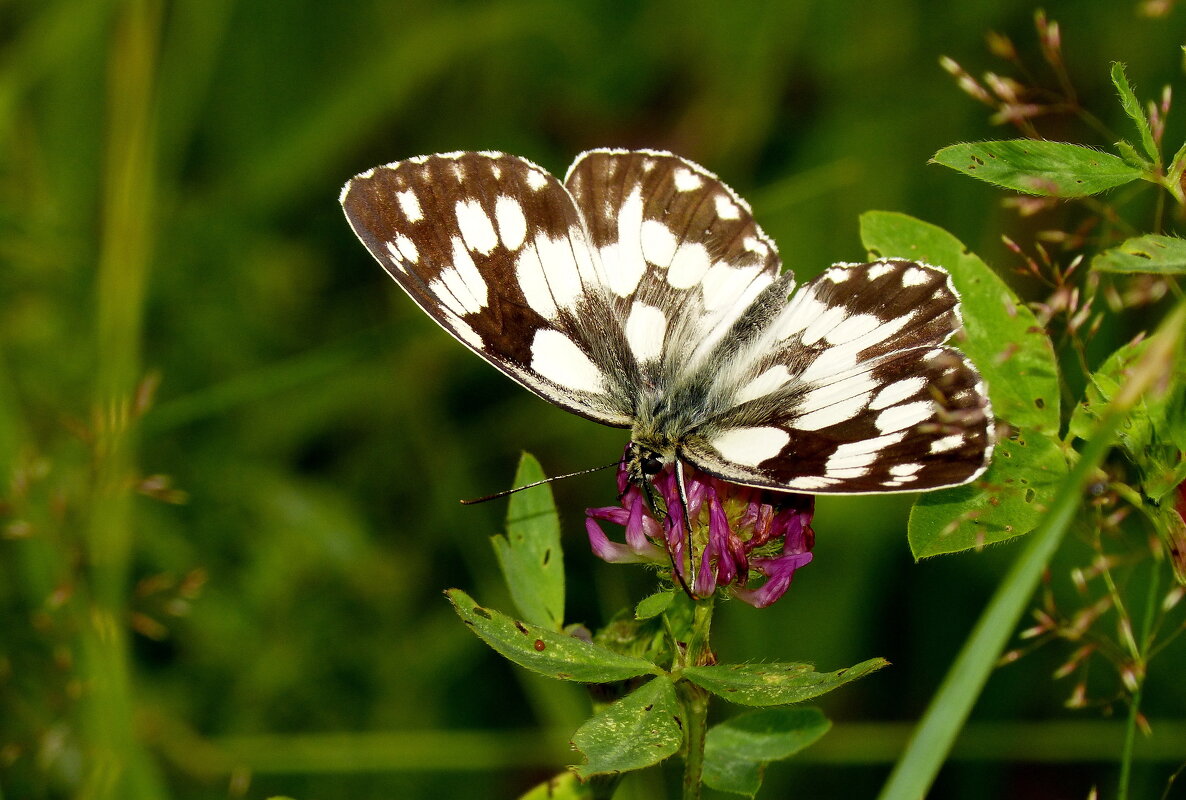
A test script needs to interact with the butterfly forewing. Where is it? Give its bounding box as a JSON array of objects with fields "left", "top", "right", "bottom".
[
  {"left": 341, "top": 151, "right": 634, "bottom": 427},
  {"left": 681, "top": 260, "right": 994, "bottom": 493}
]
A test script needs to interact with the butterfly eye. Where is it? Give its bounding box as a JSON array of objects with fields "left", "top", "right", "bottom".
[{"left": 641, "top": 455, "right": 664, "bottom": 476}]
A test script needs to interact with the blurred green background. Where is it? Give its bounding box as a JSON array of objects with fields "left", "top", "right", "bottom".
[{"left": 2, "top": 1, "right": 1184, "bottom": 798}]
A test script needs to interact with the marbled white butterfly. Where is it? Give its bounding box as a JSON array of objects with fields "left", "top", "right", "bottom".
[{"left": 341, "top": 149, "right": 993, "bottom": 495}]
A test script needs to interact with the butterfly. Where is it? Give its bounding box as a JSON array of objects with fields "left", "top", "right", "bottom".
[{"left": 340, "top": 149, "right": 994, "bottom": 497}]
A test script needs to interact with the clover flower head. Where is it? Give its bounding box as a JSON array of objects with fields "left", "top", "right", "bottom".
[{"left": 585, "top": 448, "right": 815, "bottom": 608}]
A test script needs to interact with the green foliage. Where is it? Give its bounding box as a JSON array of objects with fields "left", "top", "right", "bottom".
[
  {"left": 446, "top": 589, "right": 658, "bottom": 683},
  {"left": 1069, "top": 338, "right": 1186, "bottom": 502},
  {"left": 681, "top": 659, "right": 887, "bottom": 707},
  {"left": 702, "top": 708, "right": 831, "bottom": 797},
  {"left": 931, "top": 141, "right": 1145, "bottom": 197},
  {"left": 1093, "top": 235, "right": 1186, "bottom": 274},
  {"left": 492, "top": 453, "right": 566, "bottom": 629},
  {"left": 571, "top": 676, "right": 684, "bottom": 779},
  {"left": 1110, "top": 62, "right": 1160, "bottom": 165}
]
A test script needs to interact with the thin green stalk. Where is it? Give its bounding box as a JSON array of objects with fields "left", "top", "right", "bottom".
[
  {"left": 1118, "top": 558, "right": 1162, "bottom": 800},
  {"left": 879, "top": 303, "right": 1184, "bottom": 800},
  {"left": 679, "top": 597, "right": 715, "bottom": 800},
  {"left": 78, "top": 2, "right": 165, "bottom": 799}
]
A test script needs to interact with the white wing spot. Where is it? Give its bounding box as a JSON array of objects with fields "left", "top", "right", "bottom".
[
  {"left": 825, "top": 432, "right": 906, "bottom": 473},
  {"left": 824, "top": 313, "right": 880, "bottom": 345},
  {"left": 714, "top": 194, "right": 741, "bottom": 220},
  {"left": 866, "top": 261, "right": 895, "bottom": 280},
  {"left": 602, "top": 186, "right": 647, "bottom": 296},
  {"left": 495, "top": 195, "right": 528, "bottom": 250},
  {"left": 869, "top": 377, "right": 926, "bottom": 411},
  {"left": 667, "top": 242, "right": 713, "bottom": 289},
  {"left": 890, "top": 462, "right": 922, "bottom": 477},
  {"left": 397, "top": 189, "right": 423, "bottom": 222},
  {"left": 387, "top": 235, "right": 418, "bottom": 265},
  {"left": 673, "top": 168, "right": 702, "bottom": 191},
  {"left": 490, "top": 163, "right": 502, "bottom": 180},
  {"left": 736, "top": 365, "right": 791, "bottom": 404},
  {"left": 875, "top": 400, "right": 934, "bottom": 434},
  {"left": 711, "top": 427, "right": 790, "bottom": 467},
  {"left": 930, "top": 434, "right": 966, "bottom": 454},
  {"left": 786, "top": 476, "right": 840, "bottom": 490},
  {"left": 799, "top": 305, "right": 849, "bottom": 346},
  {"left": 902, "top": 266, "right": 931, "bottom": 287},
  {"left": 625, "top": 302, "right": 668, "bottom": 362},
  {"left": 516, "top": 242, "right": 556, "bottom": 318},
  {"left": 792, "top": 393, "right": 869, "bottom": 431},
  {"left": 742, "top": 237, "right": 769, "bottom": 256},
  {"left": 450, "top": 317, "right": 484, "bottom": 349},
  {"left": 641, "top": 219, "right": 678, "bottom": 265},
  {"left": 825, "top": 268, "right": 851, "bottom": 284},
  {"left": 456, "top": 199, "right": 499, "bottom": 255},
  {"left": 800, "top": 372, "right": 877, "bottom": 414},
  {"left": 526, "top": 169, "right": 548, "bottom": 190},
  {"left": 530, "top": 330, "right": 604, "bottom": 393}
]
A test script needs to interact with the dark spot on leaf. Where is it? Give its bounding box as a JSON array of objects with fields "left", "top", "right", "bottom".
[
  {"left": 515, "top": 621, "right": 529, "bottom": 634},
  {"left": 644, "top": 704, "right": 654, "bottom": 712},
  {"left": 1025, "top": 488, "right": 1036, "bottom": 503},
  {"left": 557, "top": 672, "right": 571, "bottom": 679},
  {"left": 674, "top": 715, "right": 684, "bottom": 730},
  {"left": 1035, "top": 397, "right": 1045, "bottom": 409},
  {"left": 473, "top": 606, "right": 492, "bottom": 620},
  {"left": 1134, "top": 250, "right": 1152, "bottom": 259},
  {"left": 542, "top": 549, "right": 551, "bottom": 565},
  {"left": 462, "top": 620, "right": 475, "bottom": 627},
  {"left": 534, "top": 639, "right": 546, "bottom": 651}
]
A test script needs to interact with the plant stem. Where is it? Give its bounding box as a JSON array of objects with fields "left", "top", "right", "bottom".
[
  {"left": 679, "top": 597, "right": 715, "bottom": 800},
  {"left": 1118, "top": 558, "right": 1162, "bottom": 800}
]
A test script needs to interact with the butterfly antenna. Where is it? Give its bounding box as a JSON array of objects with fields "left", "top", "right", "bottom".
[{"left": 459, "top": 460, "right": 620, "bottom": 505}]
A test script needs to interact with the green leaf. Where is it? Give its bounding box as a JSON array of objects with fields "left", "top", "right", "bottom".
[
  {"left": 446, "top": 589, "right": 659, "bottom": 682},
  {"left": 1111, "top": 62, "right": 1159, "bottom": 164},
  {"left": 517, "top": 772, "right": 597, "bottom": 800},
  {"left": 932, "top": 140, "right": 1144, "bottom": 197},
  {"left": 1092, "top": 234, "right": 1186, "bottom": 275},
  {"left": 682, "top": 657, "right": 887, "bottom": 707},
  {"left": 1149, "top": 503, "right": 1186, "bottom": 586},
  {"left": 908, "top": 428, "right": 1068, "bottom": 557},
  {"left": 702, "top": 707, "right": 831, "bottom": 797},
  {"left": 1068, "top": 338, "right": 1186, "bottom": 501},
  {"left": 571, "top": 676, "right": 683, "bottom": 779},
  {"left": 635, "top": 590, "right": 676, "bottom": 620},
  {"left": 492, "top": 452, "right": 565, "bottom": 629},
  {"left": 860, "top": 211, "right": 1061, "bottom": 435}
]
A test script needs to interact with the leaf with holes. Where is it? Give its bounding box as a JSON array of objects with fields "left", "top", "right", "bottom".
[
  {"left": 931, "top": 141, "right": 1145, "bottom": 197},
  {"left": 446, "top": 589, "right": 659, "bottom": 682},
  {"left": 491, "top": 452, "right": 565, "bottom": 629},
  {"left": 571, "top": 676, "right": 683, "bottom": 779},
  {"left": 682, "top": 657, "right": 887, "bottom": 707},
  {"left": 908, "top": 428, "right": 1068, "bottom": 557},
  {"left": 1092, "top": 234, "right": 1186, "bottom": 275},
  {"left": 860, "top": 211, "right": 1060, "bottom": 435},
  {"left": 702, "top": 707, "right": 831, "bottom": 797}
]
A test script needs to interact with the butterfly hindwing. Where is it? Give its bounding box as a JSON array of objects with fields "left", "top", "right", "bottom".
[
  {"left": 341, "top": 151, "right": 635, "bottom": 427},
  {"left": 681, "top": 260, "right": 994, "bottom": 493}
]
